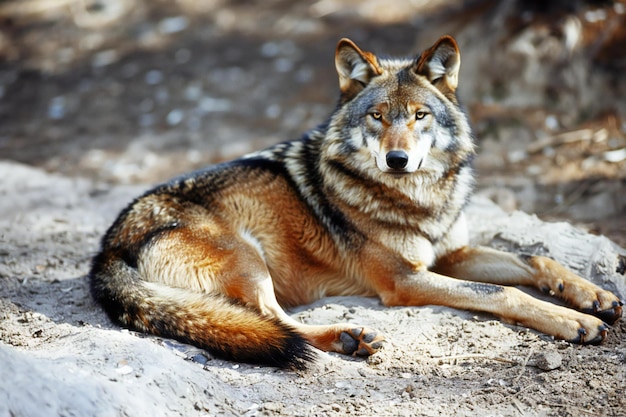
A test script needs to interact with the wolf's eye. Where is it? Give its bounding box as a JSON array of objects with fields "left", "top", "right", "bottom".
[
  {"left": 415, "top": 110, "right": 428, "bottom": 120},
  {"left": 371, "top": 111, "right": 382, "bottom": 121}
]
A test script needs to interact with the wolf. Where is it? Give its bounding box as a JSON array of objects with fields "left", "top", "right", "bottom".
[{"left": 90, "top": 35, "right": 622, "bottom": 369}]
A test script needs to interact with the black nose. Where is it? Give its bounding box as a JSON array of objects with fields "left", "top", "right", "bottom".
[{"left": 386, "top": 150, "right": 409, "bottom": 170}]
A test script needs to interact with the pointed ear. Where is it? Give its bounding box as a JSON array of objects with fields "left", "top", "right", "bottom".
[
  {"left": 335, "top": 38, "right": 382, "bottom": 102},
  {"left": 414, "top": 36, "right": 460, "bottom": 99}
]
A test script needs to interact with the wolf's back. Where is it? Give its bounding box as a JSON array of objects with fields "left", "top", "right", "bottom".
[{"left": 89, "top": 250, "right": 314, "bottom": 369}]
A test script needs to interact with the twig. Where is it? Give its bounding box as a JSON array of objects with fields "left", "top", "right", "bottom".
[
  {"left": 513, "top": 348, "right": 533, "bottom": 384},
  {"left": 0, "top": 0, "right": 77, "bottom": 17},
  {"left": 527, "top": 128, "right": 596, "bottom": 154},
  {"left": 431, "top": 354, "right": 519, "bottom": 365},
  {"left": 512, "top": 398, "right": 526, "bottom": 415},
  {"left": 539, "top": 402, "right": 595, "bottom": 415}
]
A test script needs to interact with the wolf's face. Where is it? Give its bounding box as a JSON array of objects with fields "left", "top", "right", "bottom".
[
  {"left": 326, "top": 36, "right": 473, "bottom": 178},
  {"left": 359, "top": 76, "right": 444, "bottom": 174}
]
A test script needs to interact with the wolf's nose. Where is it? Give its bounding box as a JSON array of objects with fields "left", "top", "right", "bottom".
[{"left": 386, "top": 150, "right": 409, "bottom": 170}]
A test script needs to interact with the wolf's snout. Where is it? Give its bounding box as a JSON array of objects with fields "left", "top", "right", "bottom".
[{"left": 385, "top": 150, "right": 409, "bottom": 170}]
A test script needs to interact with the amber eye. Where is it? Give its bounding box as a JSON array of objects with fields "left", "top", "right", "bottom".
[
  {"left": 415, "top": 110, "right": 428, "bottom": 120},
  {"left": 371, "top": 111, "right": 382, "bottom": 121}
]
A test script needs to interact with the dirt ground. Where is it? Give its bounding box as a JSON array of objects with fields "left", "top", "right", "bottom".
[{"left": 1, "top": 1, "right": 625, "bottom": 416}]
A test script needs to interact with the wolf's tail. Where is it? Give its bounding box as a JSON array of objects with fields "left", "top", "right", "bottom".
[{"left": 89, "top": 252, "right": 314, "bottom": 369}]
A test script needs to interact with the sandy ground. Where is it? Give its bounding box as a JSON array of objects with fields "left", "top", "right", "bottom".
[
  {"left": 1, "top": 1, "right": 626, "bottom": 416},
  {"left": 1, "top": 160, "right": 625, "bottom": 417}
]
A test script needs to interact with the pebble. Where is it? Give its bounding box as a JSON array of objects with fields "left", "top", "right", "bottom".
[
  {"left": 191, "top": 354, "right": 210, "bottom": 365},
  {"left": 158, "top": 16, "right": 189, "bottom": 34},
  {"left": 48, "top": 96, "right": 66, "bottom": 120},
  {"left": 184, "top": 84, "right": 203, "bottom": 101},
  {"left": 544, "top": 115, "right": 559, "bottom": 130},
  {"left": 265, "top": 104, "right": 281, "bottom": 119},
  {"left": 145, "top": 70, "right": 164, "bottom": 85},
  {"left": 274, "top": 57, "right": 294, "bottom": 73},
  {"left": 116, "top": 365, "right": 133, "bottom": 375},
  {"left": 260, "top": 42, "right": 280, "bottom": 58},
  {"left": 92, "top": 49, "right": 118, "bottom": 67},
  {"left": 535, "top": 351, "right": 562, "bottom": 371},
  {"left": 199, "top": 97, "right": 231, "bottom": 113},
  {"left": 603, "top": 148, "right": 626, "bottom": 163},
  {"left": 166, "top": 109, "right": 184, "bottom": 126},
  {"left": 261, "top": 402, "right": 283, "bottom": 412}
]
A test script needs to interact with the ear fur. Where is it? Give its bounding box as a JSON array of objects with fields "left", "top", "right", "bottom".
[
  {"left": 335, "top": 39, "right": 382, "bottom": 102},
  {"left": 414, "top": 35, "right": 461, "bottom": 99}
]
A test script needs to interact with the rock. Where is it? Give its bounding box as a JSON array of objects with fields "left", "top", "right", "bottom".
[
  {"left": 467, "top": 196, "right": 626, "bottom": 300},
  {"left": 534, "top": 351, "right": 562, "bottom": 371}
]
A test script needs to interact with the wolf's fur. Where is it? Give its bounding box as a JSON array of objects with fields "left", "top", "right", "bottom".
[{"left": 90, "top": 36, "right": 622, "bottom": 369}]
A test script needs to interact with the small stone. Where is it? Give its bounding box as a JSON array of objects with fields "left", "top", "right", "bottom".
[
  {"left": 198, "top": 97, "right": 231, "bottom": 113},
  {"left": 587, "top": 379, "right": 603, "bottom": 389},
  {"left": 334, "top": 381, "right": 350, "bottom": 389},
  {"left": 92, "top": 49, "right": 118, "bottom": 67},
  {"left": 366, "top": 352, "right": 384, "bottom": 366},
  {"left": 145, "top": 70, "right": 164, "bottom": 85},
  {"left": 158, "top": 16, "right": 189, "bottom": 34},
  {"left": 260, "top": 42, "right": 280, "bottom": 57},
  {"left": 115, "top": 365, "right": 133, "bottom": 375},
  {"left": 261, "top": 402, "right": 283, "bottom": 412},
  {"left": 191, "top": 353, "right": 210, "bottom": 365},
  {"left": 48, "top": 96, "right": 65, "bottom": 120},
  {"left": 535, "top": 351, "right": 562, "bottom": 371},
  {"left": 166, "top": 109, "right": 184, "bottom": 126}
]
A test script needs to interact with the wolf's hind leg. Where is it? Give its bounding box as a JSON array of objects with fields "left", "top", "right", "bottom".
[
  {"left": 259, "top": 290, "right": 385, "bottom": 356},
  {"left": 433, "top": 246, "right": 623, "bottom": 324},
  {"left": 204, "top": 248, "right": 385, "bottom": 357},
  {"left": 251, "top": 279, "right": 385, "bottom": 356}
]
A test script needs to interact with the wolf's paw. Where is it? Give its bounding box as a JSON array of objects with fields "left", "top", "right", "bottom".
[
  {"left": 567, "top": 323, "right": 609, "bottom": 345},
  {"left": 530, "top": 256, "right": 622, "bottom": 325},
  {"left": 339, "top": 327, "right": 384, "bottom": 356},
  {"left": 557, "top": 313, "right": 611, "bottom": 345},
  {"left": 582, "top": 299, "right": 623, "bottom": 325}
]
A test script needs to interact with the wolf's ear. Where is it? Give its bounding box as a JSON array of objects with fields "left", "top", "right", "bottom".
[
  {"left": 335, "top": 39, "right": 382, "bottom": 102},
  {"left": 414, "top": 36, "right": 460, "bottom": 99}
]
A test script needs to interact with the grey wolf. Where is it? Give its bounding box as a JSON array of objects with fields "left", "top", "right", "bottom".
[{"left": 90, "top": 36, "right": 623, "bottom": 369}]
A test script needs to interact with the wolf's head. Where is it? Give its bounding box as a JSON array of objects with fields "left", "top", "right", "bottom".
[{"left": 325, "top": 36, "right": 474, "bottom": 179}]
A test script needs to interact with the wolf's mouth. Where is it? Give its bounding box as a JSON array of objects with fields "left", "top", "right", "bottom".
[{"left": 386, "top": 170, "right": 411, "bottom": 177}]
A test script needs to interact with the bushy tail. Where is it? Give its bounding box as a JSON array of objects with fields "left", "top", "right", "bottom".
[{"left": 89, "top": 254, "right": 314, "bottom": 370}]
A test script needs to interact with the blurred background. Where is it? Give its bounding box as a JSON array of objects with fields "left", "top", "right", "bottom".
[{"left": 0, "top": 0, "right": 624, "bottom": 243}]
